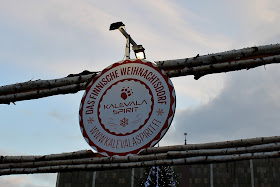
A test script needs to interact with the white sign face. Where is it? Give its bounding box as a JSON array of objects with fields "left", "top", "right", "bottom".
[{"left": 79, "top": 59, "right": 176, "bottom": 156}]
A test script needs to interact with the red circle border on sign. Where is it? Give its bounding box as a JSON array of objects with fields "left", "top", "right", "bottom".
[{"left": 79, "top": 59, "right": 176, "bottom": 156}]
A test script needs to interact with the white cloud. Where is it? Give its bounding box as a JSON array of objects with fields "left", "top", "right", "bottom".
[
  {"left": 239, "top": 0, "right": 280, "bottom": 24},
  {"left": 224, "top": 0, "right": 280, "bottom": 46},
  {"left": 161, "top": 66, "right": 280, "bottom": 146},
  {"left": 172, "top": 73, "right": 228, "bottom": 109},
  {"left": 0, "top": 0, "right": 234, "bottom": 74}
]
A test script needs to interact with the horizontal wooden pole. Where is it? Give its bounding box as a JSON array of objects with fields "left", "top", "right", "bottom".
[
  {"left": 0, "top": 150, "right": 95, "bottom": 164},
  {"left": 1, "top": 151, "right": 279, "bottom": 176},
  {"left": 1, "top": 136, "right": 277, "bottom": 164},
  {"left": 0, "top": 72, "right": 96, "bottom": 96},
  {"left": 156, "top": 43, "right": 280, "bottom": 70},
  {"left": 0, "top": 82, "right": 88, "bottom": 104},
  {"left": 0, "top": 142, "right": 279, "bottom": 170},
  {"left": 1, "top": 43, "right": 279, "bottom": 103},
  {"left": 1, "top": 53, "right": 278, "bottom": 104},
  {"left": 165, "top": 54, "right": 280, "bottom": 79},
  {"left": 140, "top": 136, "right": 280, "bottom": 155}
]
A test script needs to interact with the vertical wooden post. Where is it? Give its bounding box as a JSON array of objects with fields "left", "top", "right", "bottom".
[
  {"left": 250, "top": 160, "right": 255, "bottom": 187},
  {"left": 210, "top": 164, "right": 214, "bottom": 187},
  {"left": 131, "top": 168, "right": 135, "bottom": 187},
  {"left": 92, "top": 171, "right": 96, "bottom": 187},
  {"left": 56, "top": 173, "right": 61, "bottom": 187}
]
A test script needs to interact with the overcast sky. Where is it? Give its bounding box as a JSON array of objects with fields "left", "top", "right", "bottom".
[{"left": 1, "top": 0, "right": 280, "bottom": 186}]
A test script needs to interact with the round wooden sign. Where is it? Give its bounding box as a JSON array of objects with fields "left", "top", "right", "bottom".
[{"left": 79, "top": 59, "right": 176, "bottom": 156}]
